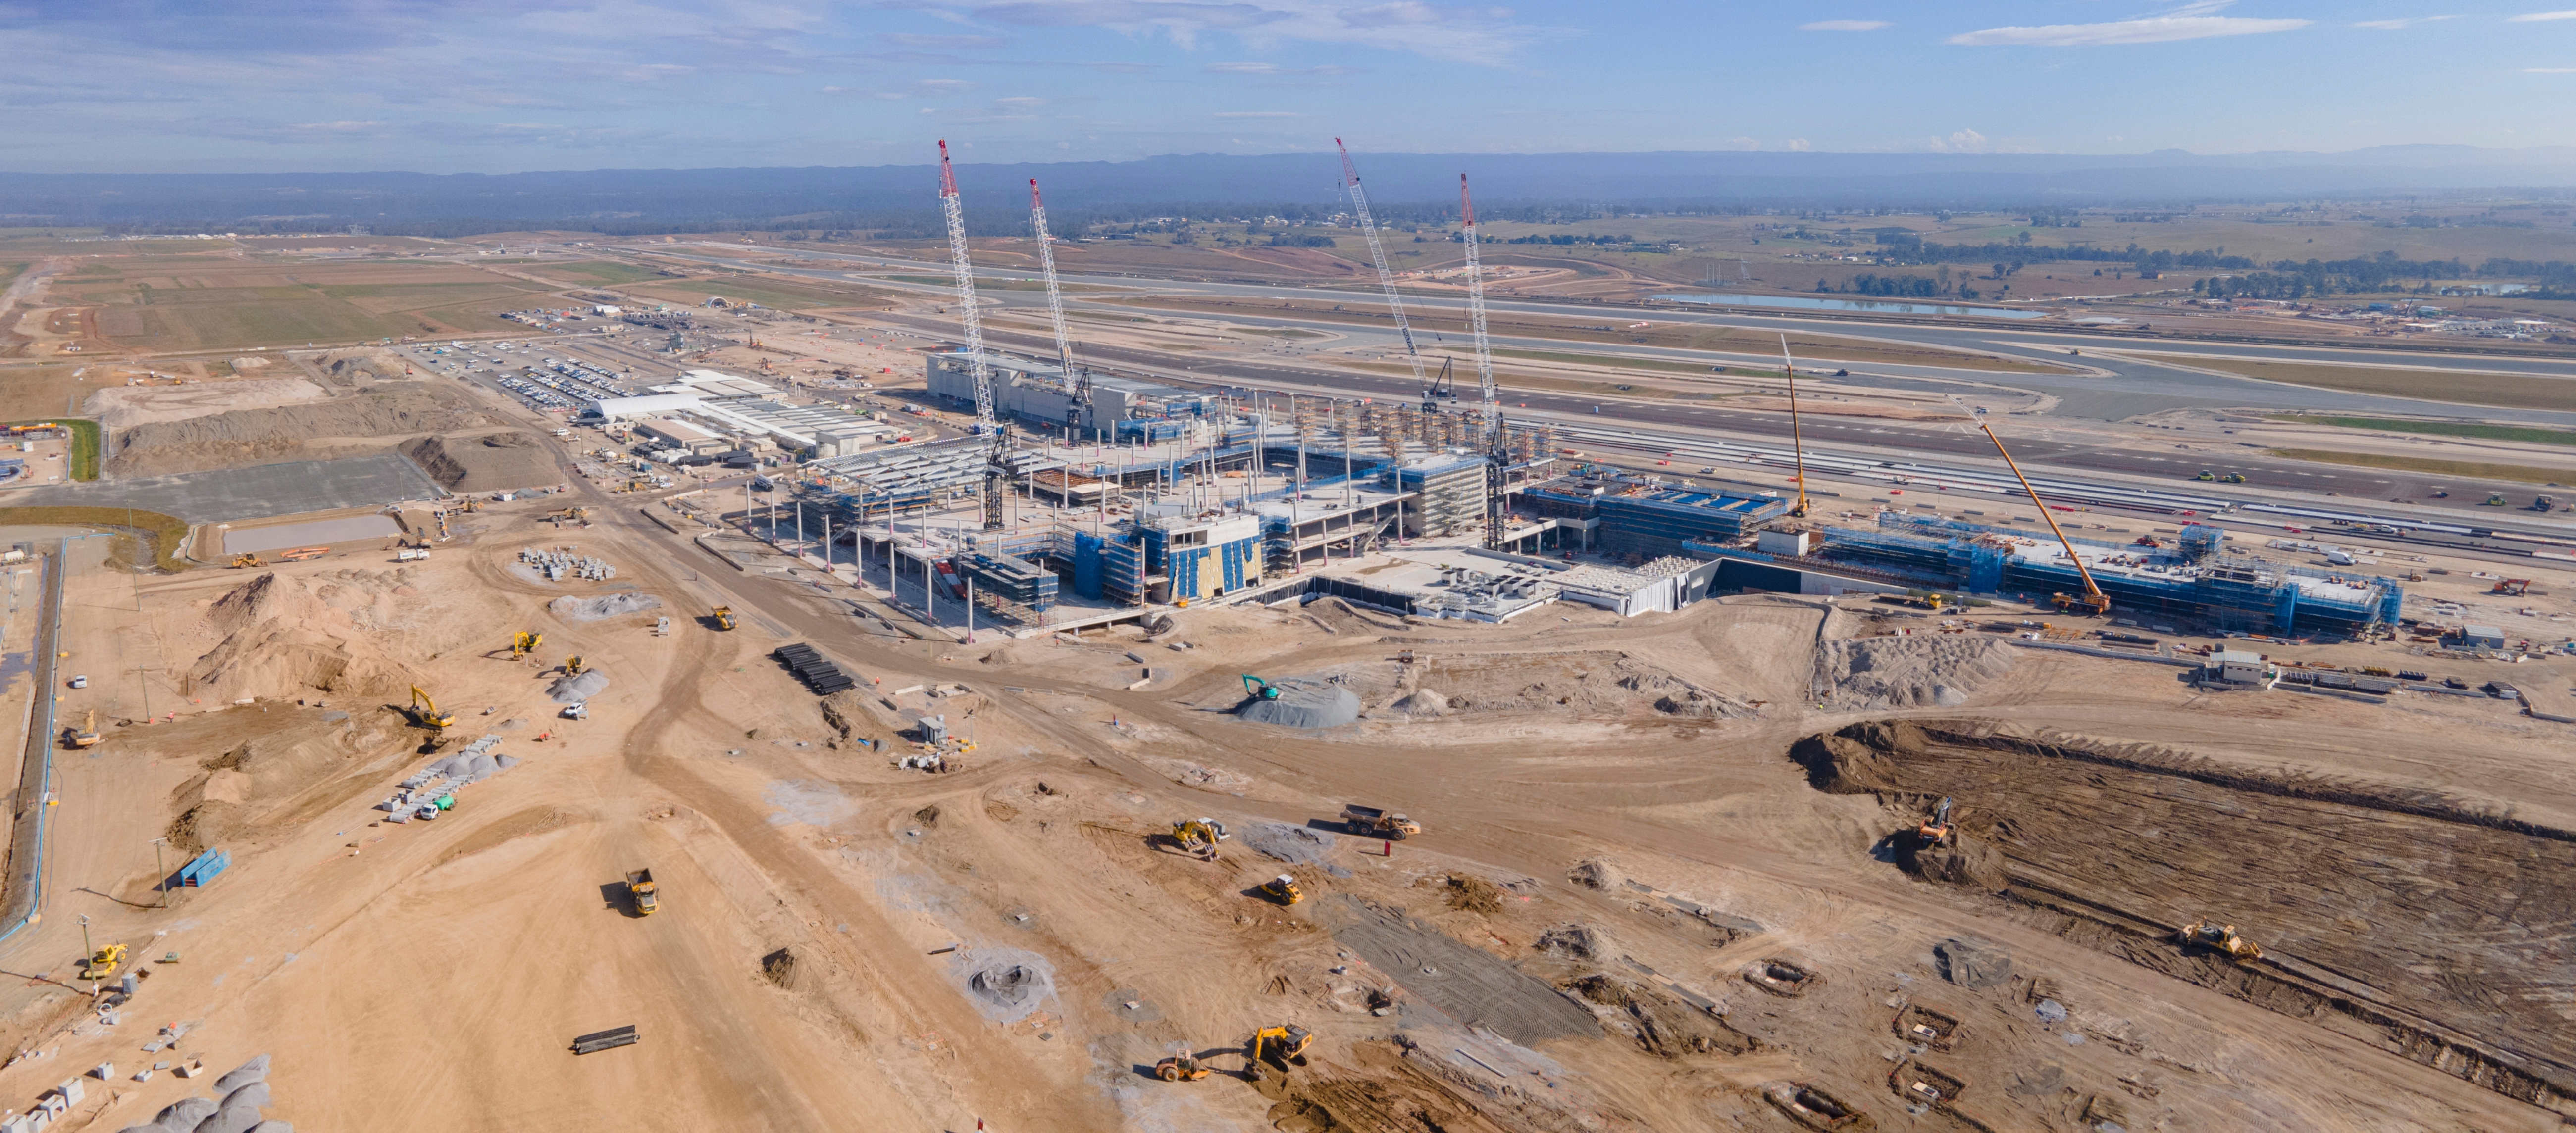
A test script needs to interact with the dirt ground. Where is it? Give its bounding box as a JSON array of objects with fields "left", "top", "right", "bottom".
[{"left": 0, "top": 467, "right": 2571, "bottom": 1132}]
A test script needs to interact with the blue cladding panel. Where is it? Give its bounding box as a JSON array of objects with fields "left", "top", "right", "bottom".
[{"left": 1073, "top": 531, "right": 1104, "bottom": 599}]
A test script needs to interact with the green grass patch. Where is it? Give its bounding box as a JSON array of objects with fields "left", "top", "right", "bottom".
[
  {"left": 2265, "top": 414, "right": 2576, "bottom": 447},
  {"left": 0, "top": 505, "right": 189, "bottom": 571},
  {"left": 1, "top": 419, "right": 100, "bottom": 480},
  {"left": 2266, "top": 447, "right": 2576, "bottom": 486},
  {"left": 1491, "top": 346, "right": 1786, "bottom": 380}
]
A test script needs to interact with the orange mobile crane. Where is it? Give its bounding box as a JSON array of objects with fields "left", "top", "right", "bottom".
[
  {"left": 1779, "top": 334, "right": 1810, "bottom": 518},
  {"left": 1976, "top": 412, "right": 2111, "bottom": 617}
]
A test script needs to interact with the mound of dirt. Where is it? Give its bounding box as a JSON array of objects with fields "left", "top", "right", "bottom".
[
  {"left": 1303, "top": 596, "right": 1403, "bottom": 636},
  {"left": 185, "top": 572, "right": 420, "bottom": 700},
  {"left": 1567, "top": 858, "right": 1623, "bottom": 890},
  {"left": 1388, "top": 686, "right": 1453, "bottom": 717},
  {"left": 1534, "top": 923, "right": 1610, "bottom": 961},
  {"left": 1238, "top": 681, "right": 1360, "bottom": 728},
  {"left": 103, "top": 381, "right": 500, "bottom": 477},
  {"left": 1815, "top": 635, "right": 2017, "bottom": 710},
  {"left": 1901, "top": 834, "right": 2010, "bottom": 893},
  {"left": 314, "top": 347, "right": 408, "bottom": 385},
  {"left": 549, "top": 670, "right": 609, "bottom": 703},
  {"left": 1566, "top": 975, "right": 1758, "bottom": 1058},
  {"left": 86, "top": 377, "right": 330, "bottom": 430},
  {"left": 548, "top": 593, "right": 661, "bottom": 622},
  {"left": 1423, "top": 650, "right": 1756, "bottom": 718},
  {"left": 402, "top": 431, "right": 559, "bottom": 491}
]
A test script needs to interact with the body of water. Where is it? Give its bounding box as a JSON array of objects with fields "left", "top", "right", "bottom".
[{"left": 1655, "top": 292, "right": 2051, "bottom": 320}]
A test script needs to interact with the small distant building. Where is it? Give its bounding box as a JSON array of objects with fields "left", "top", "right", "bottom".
[
  {"left": 2212, "top": 649, "right": 2272, "bottom": 686},
  {"left": 2461, "top": 625, "right": 2507, "bottom": 650},
  {"left": 1756, "top": 529, "right": 1812, "bottom": 557}
]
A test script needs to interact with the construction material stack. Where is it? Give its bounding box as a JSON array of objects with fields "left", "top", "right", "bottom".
[{"left": 774, "top": 643, "right": 855, "bottom": 694}]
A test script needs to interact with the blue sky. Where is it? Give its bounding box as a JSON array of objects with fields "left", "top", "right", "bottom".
[{"left": 4, "top": 1, "right": 2576, "bottom": 173}]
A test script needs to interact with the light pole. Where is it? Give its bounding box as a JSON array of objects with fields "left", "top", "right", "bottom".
[{"left": 151, "top": 837, "right": 168, "bottom": 908}]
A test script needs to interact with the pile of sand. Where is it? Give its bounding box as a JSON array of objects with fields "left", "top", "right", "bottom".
[
  {"left": 103, "top": 381, "right": 500, "bottom": 477},
  {"left": 85, "top": 377, "right": 329, "bottom": 430},
  {"left": 184, "top": 572, "right": 421, "bottom": 700},
  {"left": 1389, "top": 686, "right": 1453, "bottom": 717},
  {"left": 1237, "top": 680, "right": 1360, "bottom": 728},
  {"left": 548, "top": 592, "right": 661, "bottom": 622},
  {"left": 549, "top": 670, "right": 610, "bottom": 703},
  {"left": 1815, "top": 635, "right": 2018, "bottom": 710},
  {"left": 313, "top": 346, "right": 409, "bottom": 385},
  {"left": 1425, "top": 650, "right": 1755, "bottom": 719},
  {"left": 402, "top": 431, "right": 558, "bottom": 491}
]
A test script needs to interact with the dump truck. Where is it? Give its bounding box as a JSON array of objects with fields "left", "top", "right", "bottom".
[
  {"left": 1341, "top": 805, "right": 1420, "bottom": 839},
  {"left": 627, "top": 870, "right": 660, "bottom": 915},
  {"left": 712, "top": 606, "right": 736, "bottom": 631}
]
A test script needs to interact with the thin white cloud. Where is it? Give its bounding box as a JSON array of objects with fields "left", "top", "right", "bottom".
[
  {"left": 881, "top": 32, "right": 1012, "bottom": 48},
  {"left": 1801, "top": 20, "right": 1888, "bottom": 32},
  {"left": 2509, "top": 9, "right": 2576, "bottom": 20},
  {"left": 2524, "top": 66, "right": 2576, "bottom": 71},
  {"left": 1926, "top": 128, "right": 1988, "bottom": 152},
  {"left": 1950, "top": 15, "right": 2310, "bottom": 46},
  {"left": 2354, "top": 15, "right": 2457, "bottom": 28},
  {"left": 1215, "top": 110, "right": 1299, "bottom": 117},
  {"left": 967, "top": 0, "right": 1540, "bottom": 65},
  {"left": 1205, "top": 61, "right": 1357, "bottom": 74},
  {"left": 995, "top": 95, "right": 1045, "bottom": 107}
]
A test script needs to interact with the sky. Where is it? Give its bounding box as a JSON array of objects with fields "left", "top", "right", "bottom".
[{"left": 5, "top": 1, "right": 2576, "bottom": 173}]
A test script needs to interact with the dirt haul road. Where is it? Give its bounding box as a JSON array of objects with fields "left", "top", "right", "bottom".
[{"left": 0, "top": 455, "right": 2568, "bottom": 1130}]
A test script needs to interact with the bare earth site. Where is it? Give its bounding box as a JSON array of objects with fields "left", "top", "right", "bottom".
[{"left": 11, "top": 85, "right": 2576, "bottom": 1133}]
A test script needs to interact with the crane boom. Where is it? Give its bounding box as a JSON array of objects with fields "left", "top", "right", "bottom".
[
  {"left": 1028, "top": 179, "right": 1077, "bottom": 392},
  {"left": 1779, "top": 334, "right": 1809, "bottom": 517},
  {"left": 1458, "top": 175, "right": 1497, "bottom": 447},
  {"left": 936, "top": 140, "right": 994, "bottom": 425},
  {"left": 1336, "top": 139, "right": 1426, "bottom": 390},
  {"left": 1977, "top": 416, "right": 2111, "bottom": 616},
  {"left": 1460, "top": 174, "right": 1504, "bottom": 549}
]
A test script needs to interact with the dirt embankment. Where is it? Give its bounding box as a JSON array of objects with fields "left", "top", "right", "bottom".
[
  {"left": 103, "top": 381, "right": 501, "bottom": 477},
  {"left": 184, "top": 570, "right": 427, "bottom": 704},
  {"left": 1793, "top": 719, "right": 2576, "bottom": 1115},
  {"left": 402, "top": 432, "right": 559, "bottom": 491}
]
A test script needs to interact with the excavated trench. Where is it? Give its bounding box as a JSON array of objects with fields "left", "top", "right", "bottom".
[{"left": 1792, "top": 719, "right": 2576, "bottom": 1117}]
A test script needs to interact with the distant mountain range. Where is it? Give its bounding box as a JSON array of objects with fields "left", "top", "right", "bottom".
[{"left": 6, "top": 145, "right": 2573, "bottom": 234}]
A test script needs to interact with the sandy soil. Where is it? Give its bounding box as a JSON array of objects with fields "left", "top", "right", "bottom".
[{"left": 0, "top": 455, "right": 2572, "bottom": 1131}]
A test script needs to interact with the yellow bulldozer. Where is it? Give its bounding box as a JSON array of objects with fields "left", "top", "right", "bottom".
[
  {"left": 511, "top": 631, "right": 543, "bottom": 661},
  {"left": 1257, "top": 874, "right": 1303, "bottom": 906},
  {"left": 406, "top": 685, "right": 457, "bottom": 730},
  {"left": 2179, "top": 919, "right": 2263, "bottom": 963},
  {"left": 230, "top": 552, "right": 263, "bottom": 569},
  {"left": 1171, "top": 818, "right": 1228, "bottom": 860}
]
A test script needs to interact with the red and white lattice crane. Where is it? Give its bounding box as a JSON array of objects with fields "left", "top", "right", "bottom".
[{"left": 1028, "top": 179, "right": 1080, "bottom": 410}]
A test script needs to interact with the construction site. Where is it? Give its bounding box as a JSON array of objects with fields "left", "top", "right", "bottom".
[{"left": 0, "top": 139, "right": 2574, "bottom": 1133}]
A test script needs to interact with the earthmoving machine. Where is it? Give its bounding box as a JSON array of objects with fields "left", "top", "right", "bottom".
[
  {"left": 712, "top": 606, "right": 736, "bottom": 631},
  {"left": 1250, "top": 1025, "right": 1315, "bottom": 1069},
  {"left": 2221, "top": 472, "right": 2247, "bottom": 484},
  {"left": 406, "top": 685, "right": 457, "bottom": 730},
  {"left": 2494, "top": 578, "right": 2532, "bottom": 596},
  {"left": 1241, "top": 675, "right": 1282, "bottom": 701},
  {"left": 1171, "top": 818, "right": 1229, "bottom": 860},
  {"left": 2179, "top": 919, "right": 2263, "bottom": 962},
  {"left": 2195, "top": 470, "right": 2215, "bottom": 481},
  {"left": 229, "top": 553, "right": 262, "bottom": 569},
  {"left": 1152, "top": 1054, "right": 1211, "bottom": 1082},
  {"left": 2485, "top": 492, "right": 2509, "bottom": 506},
  {"left": 63, "top": 709, "right": 100, "bottom": 750},
  {"left": 510, "top": 631, "right": 543, "bottom": 660},
  {"left": 1915, "top": 797, "right": 1955, "bottom": 848},
  {"left": 1341, "top": 804, "right": 1420, "bottom": 840},
  {"left": 1257, "top": 874, "right": 1304, "bottom": 906},
  {"left": 1975, "top": 410, "right": 2111, "bottom": 618},
  {"left": 626, "top": 869, "right": 660, "bottom": 915},
  {"left": 82, "top": 943, "right": 127, "bottom": 982},
  {"left": 563, "top": 655, "right": 587, "bottom": 677}
]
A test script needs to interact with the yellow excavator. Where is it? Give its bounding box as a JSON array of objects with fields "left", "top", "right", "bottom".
[
  {"left": 1977, "top": 411, "right": 2111, "bottom": 618},
  {"left": 563, "top": 655, "right": 587, "bottom": 676},
  {"left": 1171, "top": 818, "right": 1228, "bottom": 860},
  {"left": 1251, "top": 1025, "right": 1314, "bottom": 1069},
  {"left": 2180, "top": 920, "right": 2264, "bottom": 963},
  {"left": 1257, "top": 874, "right": 1304, "bottom": 906},
  {"left": 83, "top": 943, "right": 127, "bottom": 981},
  {"left": 63, "top": 709, "right": 101, "bottom": 749},
  {"left": 510, "top": 631, "right": 543, "bottom": 660},
  {"left": 230, "top": 552, "right": 263, "bottom": 569},
  {"left": 712, "top": 606, "right": 736, "bottom": 631},
  {"left": 407, "top": 685, "right": 457, "bottom": 730}
]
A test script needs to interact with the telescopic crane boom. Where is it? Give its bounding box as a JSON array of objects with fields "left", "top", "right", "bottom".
[
  {"left": 1779, "top": 334, "right": 1810, "bottom": 518},
  {"left": 936, "top": 140, "right": 995, "bottom": 427},
  {"left": 1028, "top": 178, "right": 1083, "bottom": 419},
  {"left": 1976, "top": 412, "right": 2111, "bottom": 616},
  {"left": 1336, "top": 139, "right": 1427, "bottom": 394},
  {"left": 1459, "top": 175, "right": 1504, "bottom": 549}
]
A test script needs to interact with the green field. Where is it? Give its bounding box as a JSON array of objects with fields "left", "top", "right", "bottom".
[
  {"left": 2266, "top": 414, "right": 2576, "bottom": 447},
  {"left": 2267, "top": 448, "right": 2576, "bottom": 486},
  {"left": 52, "top": 262, "right": 552, "bottom": 351}
]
